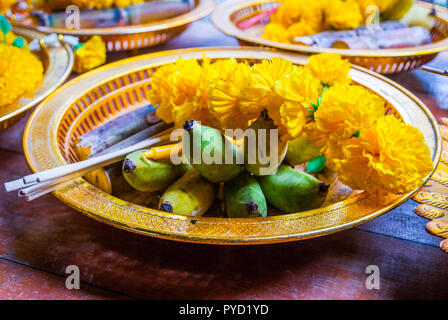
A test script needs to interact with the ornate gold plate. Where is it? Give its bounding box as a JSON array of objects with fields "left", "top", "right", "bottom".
[
  {"left": 0, "top": 26, "right": 73, "bottom": 133},
  {"left": 212, "top": 0, "right": 448, "bottom": 74},
  {"left": 23, "top": 47, "right": 441, "bottom": 244},
  {"left": 13, "top": 0, "right": 216, "bottom": 52},
  {"left": 413, "top": 118, "right": 448, "bottom": 253}
]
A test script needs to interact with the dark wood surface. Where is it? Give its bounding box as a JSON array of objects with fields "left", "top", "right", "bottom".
[{"left": 1, "top": 14, "right": 448, "bottom": 300}]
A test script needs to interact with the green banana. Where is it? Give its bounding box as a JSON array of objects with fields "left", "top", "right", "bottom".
[
  {"left": 122, "top": 150, "right": 189, "bottom": 192},
  {"left": 240, "top": 112, "right": 288, "bottom": 176},
  {"left": 258, "top": 165, "right": 329, "bottom": 213},
  {"left": 224, "top": 171, "right": 267, "bottom": 218},
  {"left": 182, "top": 120, "right": 243, "bottom": 183},
  {"left": 159, "top": 168, "right": 216, "bottom": 217},
  {"left": 284, "top": 136, "right": 323, "bottom": 166}
]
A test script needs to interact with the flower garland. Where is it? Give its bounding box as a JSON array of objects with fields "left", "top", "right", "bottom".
[{"left": 149, "top": 53, "right": 433, "bottom": 194}]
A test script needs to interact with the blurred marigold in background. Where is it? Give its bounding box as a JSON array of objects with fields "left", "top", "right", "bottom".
[
  {"left": 34, "top": 0, "right": 144, "bottom": 10},
  {"left": 262, "top": 0, "right": 405, "bottom": 42},
  {"left": 73, "top": 35, "right": 106, "bottom": 73},
  {"left": 0, "top": 0, "right": 15, "bottom": 14},
  {"left": 0, "top": 44, "right": 44, "bottom": 107}
]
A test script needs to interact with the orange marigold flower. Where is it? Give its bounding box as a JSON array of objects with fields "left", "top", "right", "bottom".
[
  {"left": 326, "top": 115, "right": 433, "bottom": 194},
  {"left": 273, "top": 67, "right": 322, "bottom": 140},
  {"left": 239, "top": 57, "right": 295, "bottom": 121},
  {"left": 308, "top": 83, "right": 385, "bottom": 144}
]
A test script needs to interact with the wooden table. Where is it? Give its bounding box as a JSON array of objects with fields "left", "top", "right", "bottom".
[{"left": 1, "top": 15, "right": 448, "bottom": 300}]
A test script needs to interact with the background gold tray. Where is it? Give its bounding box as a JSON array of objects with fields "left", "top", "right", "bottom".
[
  {"left": 212, "top": 0, "right": 448, "bottom": 74},
  {"left": 13, "top": 0, "right": 216, "bottom": 52},
  {"left": 0, "top": 26, "right": 73, "bottom": 133},
  {"left": 23, "top": 47, "right": 441, "bottom": 245}
]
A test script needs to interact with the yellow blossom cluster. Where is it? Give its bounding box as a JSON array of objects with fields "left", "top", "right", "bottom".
[
  {"left": 73, "top": 35, "right": 106, "bottom": 73},
  {"left": 0, "top": 0, "right": 16, "bottom": 14},
  {"left": 324, "top": 115, "right": 433, "bottom": 194},
  {"left": 0, "top": 43, "right": 44, "bottom": 107},
  {"left": 262, "top": 0, "right": 401, "bottom": 43},
  {"left": 149, "top": 52, "right": 433, "bottom": 194},
  {"left": 150, "top": 53, "right": 350, "bottom": 137},
  {"left": 33, "top": 0, "right": 144, "bottom": 10}
]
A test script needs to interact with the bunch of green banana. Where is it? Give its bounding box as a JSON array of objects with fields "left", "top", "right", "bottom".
[
  {"left": 258, "top": 165, "right": 329, "bottom": 213},
  {"left": 159, "top": 168, "right": 216, "bottom": 217},
  {"left": 240, "top": 112, "right": 288, "bottom": 176},
  {"left": 224, "top": 171, "right": 267, "bottom": 218},
  {"left": 122, "top": 150, "right": 189, "bottom": 192},
  {"left": 182, "top": 120, "right": 243, "bottom": 183}
]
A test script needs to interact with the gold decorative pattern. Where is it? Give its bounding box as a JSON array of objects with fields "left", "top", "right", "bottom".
[
  {"left": 414, "top": 119, "right": 448, "bottom": 253},
  {"left": 13, "top": 0, "right": 216, "bottom": 52},
  {"left": 441, "top": 239, "right": 448, "bottom": 253},
  {"left": 23, "top": 48, "right": 441, "bottom": 244},
  {"left": 0, "top": 27, "right": 73, "bottom": 133},
  {"left": 212, "top": 0, "right": 448, "bottom": 74}
]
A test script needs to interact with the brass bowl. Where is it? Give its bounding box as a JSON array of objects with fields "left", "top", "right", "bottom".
[
  {"left": 13, "top": 0, "right": 216, "bottom": 52},
  {"left": 23, "top": 47, "right": 441, "bottom": 244},
  {"left": 0, "top": 26, "right": 73, "bottom": 133},
  {"left": 212, "top": 0, "right": 448, "bottom": 74}
]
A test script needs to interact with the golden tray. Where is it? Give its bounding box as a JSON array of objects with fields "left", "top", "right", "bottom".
[
  {"left": 13, "top": 0, "right": 216, "bottom": 52},
  {"left": 0, "top": 26, "right": 73, "bottom": 133},
  {"left": 23, "top": 47, "right": 441, "bottom": 245},
  {"left": 212, "top": 0, "right": 448, "bottom": 74}
]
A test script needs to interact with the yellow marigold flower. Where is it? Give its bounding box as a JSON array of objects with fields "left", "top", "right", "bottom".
[
  {"left": 0, "top": 0, "right": 15, "bottom": 14},
  {"left": 40, "top": 0, "right": 142, "bottom": 10},
  {"left": 305, "top": 53, "right": 352, "bottom": 86},
  {"left": 270, "top": 0, "right": 303, "bottom": 27},
  {"left": 271, "top": 0, "right": 323, "bottom": 29},
  {"left": 287, "top": 22, "right": 321, "bottom": 40},
  {"left": 309, "top": 84, "right": 385, "bottom": 144},
  {"left": 261, "top": 23, "right": 290, "bottom": 44},
  {"left": 357, "top": 0, "right": 399, "bottom": 16},
  {"left": 114, "top": 0, "right": 143, "bottom": 7},
  {"left": 0, "top": 44, "right": 43, "bottom": 107},
  {"left": 273, "top": 67, "right": 322, "bottom": 140},
  {"left": 209, "top": 62, "right": 252, "bottom": 130},
  {"left": 152, "top": 57, "right": 224, "bottom": 128},
  {"left": 73, "top": 36, "right": 106, "bottom": 73},
  {"left": 150, "top": 57, "right": 203, "bottom": 125},
  {"left": 325, "top": 0, "right": 364, "bottom": 30},
  {"left": 326, "top": 115, "right": 433, "bottom": 194},
  {"left": 0, "top": 29, "right": 21, "bottom": 45},
  {"left": 264, "top": 0, "right": 324, "bottom": 42},
  {"left": 239, "top": 57, "right": 294, "bottom": 121}
]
